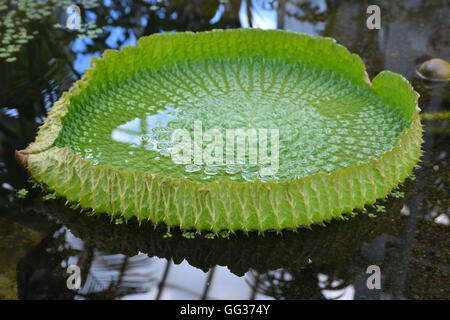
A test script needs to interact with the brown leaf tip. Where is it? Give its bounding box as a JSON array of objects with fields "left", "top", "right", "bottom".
[{"left": 15, "top": 148, "right": 30, "bottom": 169}]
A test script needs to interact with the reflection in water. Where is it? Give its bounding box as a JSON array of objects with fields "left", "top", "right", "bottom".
[
  {"left": 0, "top": 0, "right": 448, "bottom": 300},
  {"left": 10, "top": 172, "right": 446, "bottom": 300},
  {"left": 111, "top": 107, "right": 179, "bottom": 150}
]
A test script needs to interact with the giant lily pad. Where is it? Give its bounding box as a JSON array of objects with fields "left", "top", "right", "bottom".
[{"left": 16, "top": 29, "right": 423, "bottom": 232}]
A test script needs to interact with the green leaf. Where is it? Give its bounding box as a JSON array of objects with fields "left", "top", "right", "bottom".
[{"left": 18, "top": 29, "right": 423, "bottom": 232}]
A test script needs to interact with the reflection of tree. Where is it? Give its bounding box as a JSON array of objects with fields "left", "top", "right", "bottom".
[
  {"left": 274, "top": 0, "right": 385, "bottom": 77},
  {"left": 6, "top": 123, "right": 448, "bottom": 299},
  {"left": 0, "top": 0, "right": 244, "bottom": 193},
  {"left": 77, "top": 251, "right": 157, "bottom": 299},
  {"left": 1, "top": 0, "right": 448, "bottom": 300},
  {"left": 276, "top": 0, "right": 449, "bottom": 79},
  {"left": 0, "top": 3, "right": 81, "bottom": 193},
  {"left": 16, "top": 228, "right": 158, "bottom": 299},
  {"left": 249, "top": 266, "right": 354, "bottom": 299},
  {"left": 0, "top": 217, "right": 43, "bottom": 299},
  {"left": 10, "top": 174, "right": 409, "bottom": 300},
  {"left": 78, "top": 0, "right": 243, "bottom": 55},
  {"left": 247, "top": 118, "right": 450, "bottom": 300}
]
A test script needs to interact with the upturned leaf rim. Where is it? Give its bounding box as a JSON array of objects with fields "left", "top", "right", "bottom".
[{"left": 17, "top": 29, "right": 423, "bottom": 232}]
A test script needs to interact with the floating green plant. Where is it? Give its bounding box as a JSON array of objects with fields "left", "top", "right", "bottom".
[
  {"left": 163, "top": 232, "right": 173, "bottom": 238},
  {"left": 390, "top": 190, "right": 404, "bottom": 198},
  {"left": 16, "top": 29, "right": 423, "bottom": 232},
  {"left": 204, "top": 233, "right": 216, "bottom": 239},
  {"left": 0, "top": 0, "right": 101, "bottom": 62},
  {"left": 16, "top": 188, "right": 28, "bottom": 199},
  {"left": 182, "top": 231, "right": 196, "bottom": 239},
  {"left": 42, "top": 192, "right": 57, "bottom": 201}
]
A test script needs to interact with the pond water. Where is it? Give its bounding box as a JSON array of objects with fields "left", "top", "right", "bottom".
[{"left": 0, "top": 0, "right": 448, "bottom": 300}]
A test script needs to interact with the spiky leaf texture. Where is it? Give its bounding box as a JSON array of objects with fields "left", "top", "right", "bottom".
[{"left": 17, "top": 29, "right": 423, "bottom": 232}]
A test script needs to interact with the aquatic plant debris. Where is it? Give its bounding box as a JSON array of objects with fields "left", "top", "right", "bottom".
[
  {"left": 0, "top": 0, "right": 101, "bottom": 62},
  {"left": 16, "top": 29, "right": 423, "bottom": 232},
  {"left": 421, "top": 111, "right": 450, "bottom": 121},
  {"left": 16, "top": 188, "right": 28, "bottom": 199}
]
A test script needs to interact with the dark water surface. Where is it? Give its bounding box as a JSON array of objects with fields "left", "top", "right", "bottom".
[{"left": 0, "top": 0, "right": 449, "bottom": 299}]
